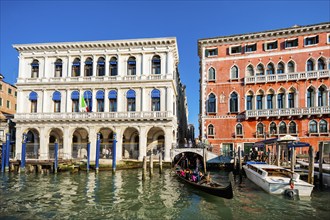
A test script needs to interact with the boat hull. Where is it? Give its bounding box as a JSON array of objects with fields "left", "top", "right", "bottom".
[{"left": 243, "top": 163, "right": 314, "bottom": 197}]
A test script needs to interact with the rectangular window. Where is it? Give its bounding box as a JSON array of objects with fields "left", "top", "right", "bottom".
[
  {"left": 8, "top": 88, "right": 12, "bottom": 94},
  {"left": 285, "top": 39, "right": 298, "bottom": 48},
  {"left": 328, "top": 34, "right": 330, "bottom": 44},
  {"left": 0, "top": 98, "right": 2, "bottom": 106},
  {"left": 31, "top": 100, "right": 37, "bottom": 113},
  {"left": 152, "top": 98, "right": 160, "bottom": 111},
  {"left": 205, "top": 48, "right": 218, "bottom": 57},
  {"left": 109, "top": 99, "right": 117, "bottom": 112},
  {"left": 304, "top": 36, "right": 319, "bottom": 46},
  {"left": 221, "top": 143, "right": 233, "bottom": 157},
  {"left": 72, "top": 100, "right": 79, "bottom": 112},
  {"left": 277, "top": 94, "right": 284, "bottom": 109},
  {"left": 0, "top": 83, "right": 2, "bottom": 90},
  {"left": 288, "top": 93, "right": 295, "bottom": 108},
  {"left": 230, "top": 46, "right": 242, "bottom": 55},
  {"left": 14, "top": 91, "right": 17, "bottom": 97},
  {"left": 97, "top": 99, "right": 104, "bottom": 112},
  {"left": 245, "top": 44, "right": 257, "bottom": 53},
  {"left": 127, "top": 98, "right": 136, "bottom": 111},
  {"left": 6, "top": 100, "right": 10, "bottom": 109},
  {"left": 54, "top": 101, "right": 61, "bottom": 112},
  {"left": 264, "top": 41, "right": 278, "bottom": 51}
]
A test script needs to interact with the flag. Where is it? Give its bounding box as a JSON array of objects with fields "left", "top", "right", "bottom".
[{"left": 80, "top": 95, "right": 89, "bottom": 112}]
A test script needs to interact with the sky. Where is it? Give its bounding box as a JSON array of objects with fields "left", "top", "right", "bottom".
[{"left": 1, "top": 0, "right": 330, "bottom": 137}]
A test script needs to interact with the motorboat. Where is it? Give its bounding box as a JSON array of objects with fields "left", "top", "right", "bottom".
[{"left": 243, "top": 161, "right": 314, "bottom": 197}]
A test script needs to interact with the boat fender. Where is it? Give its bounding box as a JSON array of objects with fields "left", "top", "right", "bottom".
[
  {"left": 289, "top": 178, "right": 294, "bottom": 189},
  {"left": 285, "top": 189, "right": 295, "bottom": 198}
]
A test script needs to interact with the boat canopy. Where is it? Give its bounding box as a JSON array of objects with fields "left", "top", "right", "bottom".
[{"left": 253, "top": 138, "right": 278, "bottom": 147}]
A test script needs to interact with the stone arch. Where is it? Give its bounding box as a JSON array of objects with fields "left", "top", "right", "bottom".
[
  {"left": 48, "top": 128, "right": 64, "bottom": 159},
  {"left": 146, "top": 127, "right": 165, "bottom": 159},
  {"left": 72, "top": 127, "right": 89, "bottom": 159},
  {"left": 122, "top": 127, "right": 139, "bottom": 159},
  {"left": 25, "top": 128, "right": 40, "bottom": 159},
  {"left": 98, "top": 127, "right": 115, "bottom": 159}
]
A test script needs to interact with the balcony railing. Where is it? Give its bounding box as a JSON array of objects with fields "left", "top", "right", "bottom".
[
  {"left": 244, "top": 70, "right": 329, "bottom": 84},
  {"left": 246, "top": 106, "right": 330, "bottom": 118},
  {"left": 17, "top": 74, "right": 173, "bottom": 84},
  {"left": 14, "top": 111, "right": 173, "bottom": 122}
]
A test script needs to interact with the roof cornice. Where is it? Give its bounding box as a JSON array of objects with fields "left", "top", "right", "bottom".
[{"left": 198, "top": 22, "right": 330, "bottom": 49}]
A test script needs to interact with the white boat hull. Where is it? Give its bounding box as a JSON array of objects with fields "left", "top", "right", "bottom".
[{"left": 244, "top": 163, "right": 314, "bottom": 197}]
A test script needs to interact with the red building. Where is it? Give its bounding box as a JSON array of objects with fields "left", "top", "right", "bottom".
[{"left": 198, "top": 22, "right": 330, "bottom": 157}]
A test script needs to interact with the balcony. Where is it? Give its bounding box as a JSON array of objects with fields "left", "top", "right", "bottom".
[
  {"left": 246, "top": 106, "right": 330, "bottom": 119},
  {"left": 244, "top": 70, "right": 329, "bottom": 84},
  {"left": 17, "top": 74, "right": 173, "bottom": 84},
  {"left": 14, "top": 111, "right": 173, "bottom": 122}
]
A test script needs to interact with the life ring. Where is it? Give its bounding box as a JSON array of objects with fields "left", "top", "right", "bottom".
[{"left": 285, "top": 189, "right": 295, "bottom": 198}]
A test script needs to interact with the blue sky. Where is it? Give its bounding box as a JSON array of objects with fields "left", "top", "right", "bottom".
[{"left": 1, "top": 0, "right": 329, "bottom": 136}]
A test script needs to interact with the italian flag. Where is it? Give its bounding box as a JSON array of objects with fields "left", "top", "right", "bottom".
[{"left": 80, "top": 95, "right": 89, "bottom": 112}]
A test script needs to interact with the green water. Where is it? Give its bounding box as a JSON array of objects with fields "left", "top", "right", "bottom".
[{"left": 0, "top": 169, "right": 329, "bottom": 220}]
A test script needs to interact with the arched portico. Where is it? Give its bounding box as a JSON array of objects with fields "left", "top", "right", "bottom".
[
  {"left": 98, "top": 127, "right": 115, "bottom": 159},
  {"left": 122, "top": 127, "right": 139, "bottom": 159},
  {"left": 72, "top": 128, "right": 89, "bottom": 159},
  {"left": 48, "top": 128, "right": 64, "bottom": 159},
  {"left": 147, "top": 127, "right": 165, "bottom": 159},
  {"left": 25, "top": 128, "right": 40, "bottom": 159}
]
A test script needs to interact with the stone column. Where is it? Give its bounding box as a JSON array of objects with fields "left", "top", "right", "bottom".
[
  {"left": 164, "top": 126, "right": 172, "bottom": 162},
  {"left": 166, "top": 88, "right": 173, "bottom": 112},
  {"left": 67, "top": 56, "right": 72, "bottom": 77},
  {"left": 114, "top": 127, "right": 123, "bottom": 161},
  {"left": 140, "top": 87, "right": 145, "bottom": 111},
  {"left": 15, "top": 127, "right": 23, "bottom": 159},
  {"left": 105, "top": 55, "right": 110, "bottom": 76},
  {"left": 92, "top": 89, "right": 97, "bottom": 112},
  {"left": 138, "top": 126, "right": 147, "bottom": 161},
  {"left": 117, "top": 89, "right": 124, "bottom": 112},
  {"left": 93, "top": 55, "right": 97, "bottom": 76},
  {"left": 80, "top": 55, "right": 85, "bottom": 77},
  {"left": 39, "top": 126, "right": 49, "bottom": 160},
  {"left": 104, "top": 89, "right": 109, "bottom": 112},
  {"left": 63, "top": 126, "right": 71, "bottom": 159},
  {"left": 66, "top": 89, "right": 71, "bottom": 112}
]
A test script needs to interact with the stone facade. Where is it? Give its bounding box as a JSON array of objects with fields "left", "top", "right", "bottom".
[
  {"left": 13, "top": 37, "right": 187, "bottom": 162},
  {"left": 198, "top": 22, "right": 330, "bottom": 156}
]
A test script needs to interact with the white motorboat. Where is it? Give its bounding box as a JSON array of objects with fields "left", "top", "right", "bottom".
[
  {"left": 296, "top": 160, "right": 330, "bottom": 188},
  {"left": 243, "top": 162, "right": 314, "bottom": 197}
]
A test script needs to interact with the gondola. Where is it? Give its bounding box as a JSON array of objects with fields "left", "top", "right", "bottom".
[{"left": 174, "top": 166, "right": 234, "bottom": 199}]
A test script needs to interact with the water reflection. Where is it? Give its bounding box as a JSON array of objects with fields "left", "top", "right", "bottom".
[{"left": 0, "top": 169, "right": 329, "bottom": 219}]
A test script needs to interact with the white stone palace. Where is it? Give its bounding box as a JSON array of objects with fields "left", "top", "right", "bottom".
[{"left": 13, "top": 37, "right": 187, "bottom": 162}]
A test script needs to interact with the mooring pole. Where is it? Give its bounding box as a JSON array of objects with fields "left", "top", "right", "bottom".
[
  {"left": 308, "top": 145, "right": 314, "bottom": 185},
  {"left": 159, "top": 154, "right": 163, "bottom": 174},
  {"left": 112, "top": 133, "right": 117, "bottom": 173},
  {"left": 143, "top": 156, "right": 147, "bottom": 180},
  {"left": 290, "top": 146, "right": 296, "bottom": 172},
  {"left": 5, "top": 133, "right": 11, "bottom": 172},
  {"left": 1, "top": 143, "right": 5, "bottom": 173},
  {"left": 95, "top": 133, "right": 101, "bottom": 173},
  {"left": 150, "top": 154, "right": 153, "bottom": 177},
  {"left": 319, "top": 142, "right": 324, "bottom": 188},
  {"left": 54, "top": 141, "right": 58, "bottom": 174},
  {"left": 276, "top": 143, "right": 280, "bottom": 166},
  {"left": 87, "top": 142, "right": 91, "bottom": 172},
  {"left": 20, "top": 133, "right": 27, "bottom": 173}
]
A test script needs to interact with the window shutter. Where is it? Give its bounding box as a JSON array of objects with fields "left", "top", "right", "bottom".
[
  {"left": 275, "top": 41, "right": 278, "bottom": 49},
  {"left": 215, "top": 48, "right": 218, "bottom": 56},
  {"left": 263, "top": 43, "right": 266, "bottom": 51},
  {"left": 205, "top": 49, "right": 209, "bottom": 57},
  {"left": 304, "top": 38, "right": 307, "bottom": 45},
  {"left": 238, "top": 46, "right": 242, "bottom": 53},
  {"left": 316, "top": 35, "right": 319, "bottom": 44}
]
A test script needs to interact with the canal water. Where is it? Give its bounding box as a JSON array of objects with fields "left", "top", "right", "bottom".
[{"left": 0, "top": 169, "right": 329, "bottom": 220}]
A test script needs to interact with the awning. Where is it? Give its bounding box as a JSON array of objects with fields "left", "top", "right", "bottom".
[
  {"left": 288, "top": 142, "right": 310, "bottom": 148},
  {"left": 109, "top": 90, "right": 117, "bottom": 99},
  {"left": 96, "top": 90, "right": 104, "bottom": 99},
  {"left": 253, "top": 137, "right": 278, "bottom": 147},
  {"left": 52, "top": 91, "right": 61, "bottom": 101},
  {"left": 277, "top": 135, "right": 299, "bottom": 142}
]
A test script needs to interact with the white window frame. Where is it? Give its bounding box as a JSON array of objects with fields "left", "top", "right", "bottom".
[
  {"left": 285, "top": 38, "right": 298, "bottom": 49},
  {"left": 205, "top": 48, "right": 218, "bottom": 58},
  {"left": 304, "top": 35, "right": 319, "bottom": 47},
  {"left": 264, "top": 40, "right": 278, "bottom": 51},
  {"left": 245, "top": 43, "right": 257, "bottom": 53},
  {"left": 229, "top": 45, "right": 242, "bottom": 55}
]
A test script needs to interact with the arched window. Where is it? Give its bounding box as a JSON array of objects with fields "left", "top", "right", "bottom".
[
  {"left": 266, "top": 63, "right": 274, "bottom": 75},
  {"left": 208, "top": 67, "right": 215, "bottom": 81},
  {"left": 85, "top": 58, "right": 93, "bottom": 76},
  {"left": 152, "top": 55, "right": 161, "bottom": 74},
  {"left": 151, "top": 89, "right": 161, "bottom": 111},
  {"left": 231, "top": 66, "right": 238, "bottom": 79},
  {"left": 208, "top": 124, "right": 214, "bottom": 136},
  {"left": 318, "top": 86, "right": 326, "bottom": 107},
  {"left": 277, "top": 62, "right": 284, "bottom": 74},
  {"left": 31, "top": 59, "right": 39, "bottom": 78},
  {"left": 54, "top": 59, "right": 62, "bottom": 77},
  {"left": 256, "top": 64, "right": 264, "bottom": 75},
  {"left": 83, "top": 90, "right": 93, "bottom": 112},
  {"left": 110, "top": 57, "right": 118, "bottom": 76},
  {"left": 246, "top": 93, "right": 253, "bottom": 110},
  {"left": 288, "top": 61, "right": 295, "bottom": 73},
  {"left": 289, "top": 121, "right": 297, "bottom": 134},
  {"left": 230, "top": 92, "right": 238, "bottom": 113},
  {"left": 270, "top": 122, "right": 277, "bottom": 134},
  {"left": 288, "top": 89, "right": 295, "bottom": 108},
  {"left": 127, "top": 57, "right": 136, "bottom": 75},
  {"left": 307, "top": 87, "right": 315, "bottom": 107},
  {"left": 279, "top": 122, "right": 287, "bottom": 134},
  {"left": 257, "top": 123, "right": 264, "bottom": 136},
  {"left": 29, "top": 91, "right": 38, "bottom": 113},
  {"left": 72, "top": 58, "right": 80, "bottom": 77},
  {"left": 97, "top": 57, "right": 105, "bottom": 76},
  {"left": 309, "top": 120, "right": 317, "bottom": 133},
  {"left": 247, "top": 65, "right": 254, "bottom": 77},
  {"left": 236, "top": 124, "right": 243, "bottom": 135},
  {"left": 256, "top": 91, "right": 263, "bottom": 110},
  {"left": 319, "top": 120, "right": 328, "bottom": 133},
  {"left": 127, "top": 90, "right": 136, "bottom": 111},
  {"left": 207, "top": 93, "right": 216, "bottom": 113},
  {"left": 318, "top": 58, "right": 325, "bottom": 70},
  {"left": 277, "top": 90, "right": 285, "bottom": 109},
  {"left": 52, "top": 91, "right": 61, "bottom": 112},
  {"left": 307, "top": 59, "right": 314, "bottom": 71},
  {"left": 71, "top": 91, "right": 79, "bottom": 112},
  {"left": 109, "top": 90, "right": 117, "bottom": 112},
  {"left": 96, "top": 90, "right": 104, "bottom": 112}
]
